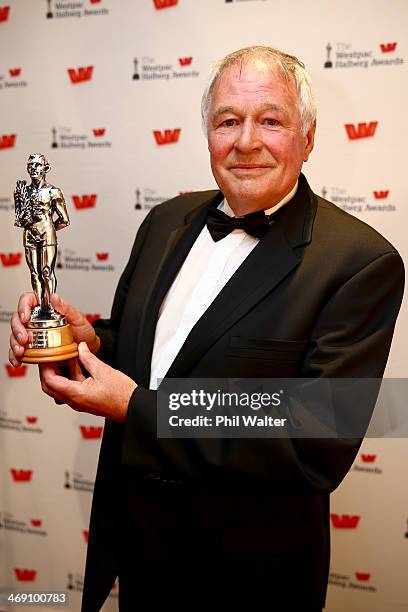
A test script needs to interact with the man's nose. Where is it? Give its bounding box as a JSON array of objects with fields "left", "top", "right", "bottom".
[{"left": 234, "top": 119, "right": 262, "bottom": 153}]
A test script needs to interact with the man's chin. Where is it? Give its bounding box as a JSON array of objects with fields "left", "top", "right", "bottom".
[{"left": 227, "top": 181, "right": 276, "bottom": 203}]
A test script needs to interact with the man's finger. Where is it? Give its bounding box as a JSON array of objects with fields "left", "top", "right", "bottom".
[
  {"left": 59, "top": 358, "right": 86, "bottom": 383},
  {"left": 39, "top": 366, "right": 69, "bottom": 403},
  {"left": 69, "top": 358, "right": 86, "bottom": 382},
  {"left": 78, "top": 342, "right": 102, "bottom": 377},
  {"left": 40, "top": 362, "right": 60, "bottom": 376},
  {"left": 51, "top": 294, "right": 86, "bottom": 327},
  {"left": 9, "top": 333, "right": 25, "bottom": 355},
  {"left": 39, "top": 363, "right": 83, "bottom": 400},
  {"left": 11, "top": 312, "right": 29, "bottom": 345},
  {"left": 41, "top": 380, "right": 67, "bottom": 404},
  {"left": 9, "top": 347, "right": 22, "bottom": 368},
  {"left": 17, "top": 292, "right": 38, "bottom": 323}
]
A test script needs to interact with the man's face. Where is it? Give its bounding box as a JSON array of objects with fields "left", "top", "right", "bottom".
[
  {"left": 27, "top": 157, "right": 46, "bottom": 180},
  {"left": 207, "top": 59, "right": 315, "bottom": 213}
]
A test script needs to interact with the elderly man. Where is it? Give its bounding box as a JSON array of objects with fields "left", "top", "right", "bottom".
[{"left": 9, "top": 46, "right": 404, "bottom": 610}]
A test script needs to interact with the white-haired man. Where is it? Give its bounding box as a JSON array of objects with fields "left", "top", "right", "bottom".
[{"left": 9, "top": 47, "right": 404, "bottom": 610}]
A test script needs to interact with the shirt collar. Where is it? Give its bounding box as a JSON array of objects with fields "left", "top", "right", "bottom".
[{"left": 220, "top": 180, "right": 299, "bottom": 217}]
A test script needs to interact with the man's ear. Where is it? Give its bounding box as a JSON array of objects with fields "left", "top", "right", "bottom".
[
  {"left": 44, "top": 164, "right": 51, "bottom": 174},
  {"left": 303, "top": 120, "right": 316, "bottom": 162}
]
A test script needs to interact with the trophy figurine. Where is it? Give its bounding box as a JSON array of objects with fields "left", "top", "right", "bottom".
[
  {"left": 14, "top": 154, "right": 78, "bottom": 363},
  {"left": 324, "top": 42, "right": 333, "bottom": 69},
  {"left": 133, "top": 57, "right": 140, "bottom": 80}
]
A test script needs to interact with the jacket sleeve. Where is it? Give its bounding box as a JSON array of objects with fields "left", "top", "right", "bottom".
[
  {"left": 92, "top": 208, "right": 156, "bottom": 366},
  {"left": 291, "top": 251, "right": 405, "bottom": 492},
  {"left": 121, "top": 250, "right": 405, "bottom": 493}
]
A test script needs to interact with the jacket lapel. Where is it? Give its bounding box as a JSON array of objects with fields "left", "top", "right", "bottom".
[{"left": 135, "top": 191, "right": 223, "bottom": 385}]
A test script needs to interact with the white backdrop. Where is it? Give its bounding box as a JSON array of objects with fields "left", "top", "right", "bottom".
[{"left": 0, "top": 1, "right": 407, "bottom": 611}]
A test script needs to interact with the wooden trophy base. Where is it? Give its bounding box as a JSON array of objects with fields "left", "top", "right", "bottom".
[{"left": 22, "top": 323, "right": 79, "bottom": 364}]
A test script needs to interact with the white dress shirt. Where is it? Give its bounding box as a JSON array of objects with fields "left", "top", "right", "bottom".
[{"left": 149, "top": 182, "right": 298, "bottom": 390}]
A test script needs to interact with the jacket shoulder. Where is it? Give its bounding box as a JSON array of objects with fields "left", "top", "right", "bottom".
[{"left": 315, "top": 194, "right": 401, "bottom": 258}]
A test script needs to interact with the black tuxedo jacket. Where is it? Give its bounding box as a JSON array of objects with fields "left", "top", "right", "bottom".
[{"left": 81, "top": 174, "right": 404, "bottom": 611}]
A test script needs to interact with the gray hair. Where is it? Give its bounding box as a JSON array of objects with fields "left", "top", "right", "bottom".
[{"left": 201, "top": 46, "right": 317, "bottom": 136}]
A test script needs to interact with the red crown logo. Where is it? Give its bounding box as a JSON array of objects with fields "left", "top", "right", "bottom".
[
  {"left": 26, "top": 416, "right": 38, "bottom": 424},
  {"left": 361, "top": 453, "right": 376, "bottom": 463},
  {"left": 96, "top": 252, "right": 109, "bottom": 261},
  {"left": 80, "top": 425, "right": 103, "bottom": 439},
  {"left": 92, "top": 128, "right": 105, "bottom": 137},
  {"left": 373, "top": 190, "right": 389, "bottom": 199},
  {"left": 380, "top": 42, "right": 397, "bottom": 53},
  {"left": 0, "top": 134, "right": 16, "bottom": 149},
  {"left": 153, "top": 128, "right": 181, "bottom": 145},
  {"left": 355, "top": 572, "right": 371, "bottom": 581},
  {"left": 30, "top": 519, "right": 42, "bottom": 527},
  {"left": 330, "top": 513, "right": 360, "bottom": 529},
  {"left": 344, "top": 122, "right": 378, "bottom": 140},
  {"left": 86, "top": 313, "right": 100, "bottom": 324},
  {"left": 14, "top": 568, "right": 36, "bottom": 581},
  {"left": 72, "top": 194, "right": 97, "bottom": 209},
  {"left": 67, "top": 66, "right": 94, "bottom": 84},
  {"left": 1, "top": 252, "right": 22, "bottom": 266},
  {"left": 153, "top": 0, "right": 178, "bottom": 9},
  {"left": 9, "top": 68, "right": 21, "bottom": 77},
  {"left": 83, "top": 529, "right": 89, "bottom": 542},
  {"left": 90, "top": 0, "right": 101, "bottom": 3},
  {"left": 11, "top": 469, "right": 33, "bottom": 482},
  {"left": 0, "top": 5, "right": 10, "bottom": 22},
  {"left": 178, "top": 57, "right": 192, "bottom": 66},
  {"left": 5, "top": 364, "right": 27, "bottom": 377}
]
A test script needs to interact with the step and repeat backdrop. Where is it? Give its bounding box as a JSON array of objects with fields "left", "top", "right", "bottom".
[{"left": 0, "top": 1, "right": 407, "bottom": 611}]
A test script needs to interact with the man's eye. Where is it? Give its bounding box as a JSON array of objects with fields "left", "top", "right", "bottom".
[
  {"left": 220, "top": 118, "right": 237, "bottom": 127},
  {"left": 263, "top": 118, "right": 279, "bottom": 126}
]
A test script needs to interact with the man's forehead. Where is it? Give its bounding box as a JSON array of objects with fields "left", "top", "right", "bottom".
[
  {"left": 28, "top": 155, "right": 45, "bottom": 164},
  {"left": 212, "top": 59, "right": 296, "bottom": 100},
  {"left": 209, "top": 58, "right": 298, "bottom": 116},
  {"left": 218, "top": 58, "right": 289, "bottom": 85}
]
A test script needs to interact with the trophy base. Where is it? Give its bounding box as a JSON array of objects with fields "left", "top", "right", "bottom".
[{"left": 22, "top": 321, "right": 79, "bottom": 364}]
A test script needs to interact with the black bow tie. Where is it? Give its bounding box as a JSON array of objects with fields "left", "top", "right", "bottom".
[{"left": 206, "top": 207, "right": 273, "bottom": 242}]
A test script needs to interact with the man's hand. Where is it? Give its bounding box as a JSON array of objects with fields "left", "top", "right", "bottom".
[
  {"left": 9, "top": 293, "right": 100, "bottom": 367},
  {"left": 39, "top": 342, "right": 137, "bottom": 423}
]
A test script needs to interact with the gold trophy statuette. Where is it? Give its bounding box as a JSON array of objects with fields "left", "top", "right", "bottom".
[{"left": 14, "top": 154, "right": 78, "bottom": 363}]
